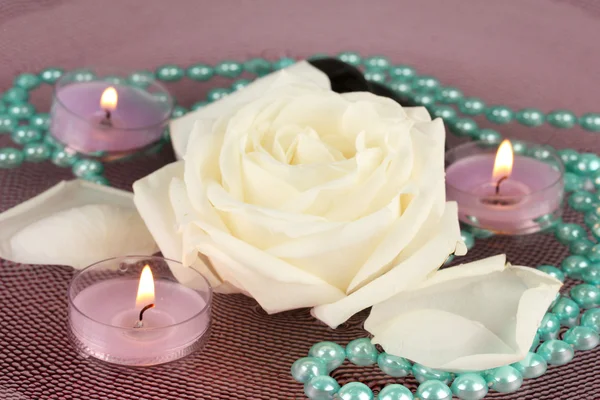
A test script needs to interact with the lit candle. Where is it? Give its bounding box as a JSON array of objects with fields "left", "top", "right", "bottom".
[
  {"left": 68, "top": 256, "right": 212, "bottom": 366},
  {"left": 446, "top": 140, "right": 564, "bottom": 234}
]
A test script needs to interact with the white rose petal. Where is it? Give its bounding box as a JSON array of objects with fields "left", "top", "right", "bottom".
[{"left": 366, "top": 255, "right": 562, "bottom": 371}]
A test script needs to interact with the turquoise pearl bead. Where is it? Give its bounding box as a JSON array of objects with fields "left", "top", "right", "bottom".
[
  {"left": 429, "top": 105, "right": 457, "bottom": 122},
  {"left": 171, "top": 106, "right": 187, "bottom": 118},
  {"left": 308, "top": 341, "right": 346, "bottom": 372},
  {"left": 103, "top": 75, "right": 125, "bottom": 85},
  {"left": 564, "top": 172, "right": 584, "bottom": 192},
  {"left": 588, "top": 244, "right": 600, "bottom": 262},
  {"left": 510, "top": 352, "right": 547, "bottom": 379},
  {"left": 530, "top": 333, "right": 540, "bottom": 352},
  {"left": 477, "top": 129, "right": 502, "bottom": 145},
  {"left": 389, "top": 65, "right": 416, "bottom": 80},
  {"left": 186, "top": 64, "right": 214, "bottom": 81},
  {"left": 511, "top": 140, "right": 528, "bottom": 155},
  {"left": 516, "top": 108, "right": 545, "bottom": 127},
  {"left": 304, "top": 376, "right": 340, "bottom": 400},
  {"left": 291, "top": 357, "right": 327, "bottom": 383},
  {"left": 570, "top": 284, "right": 600, "bottom": 309},
  {"left": 581, "top": 308, "right": 600, "bottom": 332},
  {"left": 415, "top": 380, "right": 452, "bottom": 400},
  {"left": 450, "top": 118, "right": 478, "bottom": 137},
  {"left": 551, "top": 297, "right": 580, "bottom": 326},
  {"left": 243, "top": 58, "right": 271, "bottom": 76},
  {"left": 72, "top": 159, "right": 104, "bottom": 178},
  {"left": 585, "top": 212, "right": 600, "bottom": 229},
  {"left": 412, "top": 363, "right": 451, "bottom": 384},
  {"left": 570, "top": 238, "right": 594, "bottom": 256},
  {"left": 451, "top": 373, "right": 488, "bottom": 400},
  {"left": 207, "top": 88, "right": 230, "bottom": 102},
  {"left": 215, "top": 61, "right": 243, "bottom": 78},
  {"left": 272, "top": 57, "right": 296, "bottom": 70},
  {"left": 337, "top": 52, "right": 362, "bottom": 66},
  {"left": 591, "top": 222, "right": 600, "bottom": 240},
  {"left": 563, "top": 326, "right": 600, "bottom": 350},
  {"left": 39, "top": 67, "right": 63, "bottom": 84},
  {"left": 537, "top": 313, "right": 560, "bottom": 340},
  {"left": 561, "top": 255, "right": 590, "bottom": 279},
  {"left": 51, "top": 148, "right": 78, "bottom": 167},
  {"left": 485, "top": 366, "right": 523, "bottom": 393},
  {"left": 11, "top": 126, "right": 42, "bottom": 145},
  {"left": 365, "top": 71, "right": 386, "bottom": 83},
  {"left": 71, "top": 69, "right": 95, "bottom": 82},
  {"left": 570, "top": 153, "right": 600, "bottom": 176},
  {"left": 412, "top": 76, "right": 440, "bottom": 92},
  {"left": 377, "top": 384, "right": 413, "bottom": 400},
  {"left": 582, "top": 263, "right": 600, "bottom": 285},
  {"left": 23, "top": 142, "right": 51, "bottom": 162},
  {"left": 461, "top": 231, "right": 475, "bottom": 250},
  {"left": 338, "top": 382, "right": 373, "bottom": 400},
  {"left": 436, "top": 87, "right": 463, "bottom": 104},
  {"left": 3, "top": 87, "right": 29, "bottom": 103},
  {"left": 569, "top": 191, "right": 595, "bottom": 212},
  {"left": 537, "top": 339, "right": 574, "bottom": 365},
  {"left": 485, "top": 106, "right": 514, "bottom": 124},
  {"left": 364, "top": 56, "right": 390, "bottom": 71},
  {"left": 29, "top": 113, "right": 50, "bottom": 130},
  {"left": 156, "top": 65, "right": 184, "bottom": 82},
  {"left": 7, "top": 103, "right": 35, "bottom": 120},
  {"left": 191, "top": 101, "right": 207, "bottom": 111},
  {"left": 388, "top": 80, "right": 413, "bottom": 96},
  {"left": 579, "top": 113, "right": 600, "bottom": 132},
  {"left": 547, "top": 110, "right": 577, "bottom": 128},
  {"left": 411, "top": 93, "right": 436, "bottom": 107},
  {"left": 0, "top": 148, "right": 24, "bottom": 168},
  {"left": 459, "top": 97, "right": 486, "bottom": 116},
  {"left": 555, "top": 222, "right": 587, "bottom": 243},
  {"left": 128, "top": 70, "right": 155, "bottom": 88},
  {"left": 43, "top": 133, "right": 62, "bottom": 148},
  {"left": 14, "top": 73, "right": 40, "bottom": 91},
  {"left": 231, "top": 79, "right": 251, "bottom": 91},
  {"left": 83, "top": 175, "right": 109, "bottom": 186},
  {"left": 377, "top": 353, "right": 412, "bottom": 377},
  {"left": 537, "top": 265, "right": 565, "bottom": 282},
  {"left": 558, "top": 149, "right": 580, "bottom": 169},
  {"left": 346, "top": 338, "right": 378, "bottom": 366},
  {"left": 528, "top": 145, "right": 553, "bottom": 161}
]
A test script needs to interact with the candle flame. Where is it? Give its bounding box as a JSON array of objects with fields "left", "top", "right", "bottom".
[
  {"left": 100, "top": 87, "right": 118, "bottom": 111},
  {"left": 492, "top": 139, "right": 514, "bottom": 182},
  {"left": 135, "top": 265, "right": 155, "bottom": 309}
]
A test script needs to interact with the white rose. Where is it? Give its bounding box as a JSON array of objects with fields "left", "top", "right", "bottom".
[{"left": 133, "top": 74, "right": 466, "bottom": 328}]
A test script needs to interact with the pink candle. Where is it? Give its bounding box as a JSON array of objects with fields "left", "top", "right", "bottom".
[{"left": 446, "top": 141, "right": 564, "bottom": 234}]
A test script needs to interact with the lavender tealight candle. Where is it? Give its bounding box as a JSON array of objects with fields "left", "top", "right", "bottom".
[
  {"left": 446, "top": 140, "right": 564, "bottom": 235},
  {"left": 68, "top": 256, "right": 212, "bottom": 366},
  {"left": 50, "top": 68, "right": 173, "bottom": 156}
]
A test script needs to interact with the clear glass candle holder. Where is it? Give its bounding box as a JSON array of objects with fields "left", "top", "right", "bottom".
[
  {"left": 50, "top": 67, "right": 173, "bottom": 158},
  {"left": 445, "top": 141, "right": 565, "bottom": 235},
  {"left": 68, "top": 256, "right": 212, "bottom": 366}
]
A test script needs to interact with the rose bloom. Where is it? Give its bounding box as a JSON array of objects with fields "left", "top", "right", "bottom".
[{"left": 134, "top": 77, "right": 466, "bottom": 328}]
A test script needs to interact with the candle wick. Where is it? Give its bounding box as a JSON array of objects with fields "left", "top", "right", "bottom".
[
  {"left": 100, "top": 109, "right": 112, "bottom": 127},
  {"left": 495, "top": 176, "right": 508, "bottom": 195},
  {"left": 134, "top": 303, "right": 155, "bottom": 328}
]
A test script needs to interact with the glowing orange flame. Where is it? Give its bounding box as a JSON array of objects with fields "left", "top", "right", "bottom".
[
  {"left": 492, "top": 139, "right": 514, "bottom": 182},
  {"left": 100, "top": 87, "right": 118, "bottom": 111},
  {"left": 135, "top": 265, "right": 155, "bottom": 309}
]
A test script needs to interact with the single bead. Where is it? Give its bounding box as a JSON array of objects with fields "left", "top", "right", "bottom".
[
  {"left": 476, "top": 129, "right": 502, "bottom": 145},
  {"left": 551, "top": 297, "right": 580, "bottom": 326},
  {"left": 561, "top": 255, "right": 590, "bottom": 279},
  {"left": 582, "top": 263, "right": 600, "bottom": 285},
  {"left": 412, "top": 363, "right": 451, "bottom": 384},
  {"left": 152, "top": 92, "right": 172, "bottom": 104},
  {"left": 412, "top": 76, "right": 440, "bottom": 92},
  {"left": 537, "top": 265, "right": 565, "bottom": 282},
  {"left": 83, "top": 175, "right": 109, "bottom": 186},
  {"left": 537, "top": 313, "right": 560, "bottom": 340},
  {"left": 536, "top": 339, "right": 574, "bottom": 365},
  {"left": 547, "top": 110, "right": 577, "bottom": 128},
  {"left": 156, "top": 65, "right": 184, "bottom": 82},
  {"left": 231, "top": 79, "right": 251, "bottom": 91},
  {"left": 570, "top": 194, "right": 596, "bottom": 214},
  {"left": 555, "top": 222, "right": 587, "bottom": 243},
  {"left": 346, "top": 338, "right": 378, "bottom": 366},
  {"left": 563, "top": 326, "right": 599, "bottom": 350},
  {"left": 337, "top": 382, "right": 373, "bottom": 400},
  {"left": 171, "top": 105, "right": 187, "bottom": 118},
  {"left": 530, "top": 333, "right": 540, "bottom": 352},
  {"left": 207, "top": 88, "right": 230, "bottom": 102},
  {"left": 215, "top": 61, "right": 243, "bottom": 78},
  {"left": 451, "top": 373, "right": 488, "bottom": 400},
  {"left": 450, "top": 118, "right": 478, "bottom": 137},
  {"left": 304, "top": 375, "right": 340, "bottom": 400},
  {"left": 377, "top": 353, "right": 412, "bottom": 378},
  {"left": 534, "top": 213, "right": 559, "bottom": 229},
  {"left": 436, "top": 87, "right": 463, "bottom": 104},
  {"left": 272, "top": 57, "right": 296, "bottom": 70},
  {"left": 7, "top": 103, "right": 35, "bottom": 120},
  {"left": 570, "top": 284, "right": 600, "bottom": 309},
  {"left": 585, "top": 212, "right": 600, "bottom": 229},
  {"left": 51, "top": 148, "right": 78, "bottom": 167},
  {"left": 191, "top": 101, "right": 207, "bottom": 111},
  {"left": 389, "top": 65, "right": 416, "bottom": 81},
  {"left": 23, "top": 142, "right": 51, "bottom": 162},
  {"left": 72, "top": 159, "right": 104, "bottom": 178},
  {"left": 570, "top": 238, "right": 595, "bottom": 256},
  {"left": 515, "top": 108, "right": 545, "bottom": 127},
  {"left": 569, "top": 153, "right": 600, "bottom": 177},
  {"left": 485, "top": 366, "right": 523, "bottom": 393},
  {"left": 291, "top": 357, "right": 327, "bottom": 383},
  {"left": 364, "top": 56, "right": 390, "bottom": 71},
  {"left": 364, "top": 71, "right": 386, "bottom": 83},
  {"left": 459, "top": 98, "right": 486, "bottom": 116},
  {"left": 528, "top": 145, "right": 553, "bottom": 161},
  {"left": 309, "top": 341, "right": 346, "bottom": 372},
  {"left": 415, "top": 380, "right": 452, "bottom": 400},
  {"left": 128, "top": 70, "right": 155, "bottom": 88},
  {"left": 39, "top": 67, "right": 63, "bottom": 84},
  {"left": 337, "top": 52, "right": 362, "bottom": 67},
  {"left": 103, "top": 75, "right": 125, "bottom": 85},
  {"left": 588, "top": 244, "right": 600, "bottom": 262},
  {"left": 187, "top": 64, "right": 214, "bottom": 81},
  {"left": 564, "top": 172, "right": 584, "bottom": 192},
  {"left": 12, "top": 126, "right": 43, "bottom": 146},
  {"left": 461, "top": 231, "right": 475, "bottom": 250},
  {"left": 485, "top": 106, "right": 514, "bottom": 124},
  {"left": 71, "top": 69, "right": 95, "bottom": 82},
  {"left": 581, "top": 308, "right": 600, "bottom": 332},
  {"left": 388, "top": 80, "right": 413, "bottom": 96},
  {"left": 558, "top": 149, "right": 580, "bottom": 168},
  {"left": 29, "top": 113, "right": 50, "bottom": 130},
  {"left": 580, "top": 113, "right": 600, "bottom": 132},
  {"left": 429, "top": 105, "right": 457, "bottom": 122},
  {"left": 0, "top": 147, "right": 24, "bottom": 168},
  {"left": 3, "top": 87, "right": 29, "bottom": 103},
  {"left": 511, "top": 140, "right": 528, "bottom": 155},
  {"left": 14, "top": 73, "right": 40, "bottom": 91},
  {"left": 377, "top": 384, "right": 414, "bottom": 400},
  {"left": 0, "top": 115, "right": 17, "bottom": 133},
  {"left": 510, "top": 352, "right": 547, "bottom": 379},
  {"left": 411, "top": 93, "right": 436, "bottom": 107}
]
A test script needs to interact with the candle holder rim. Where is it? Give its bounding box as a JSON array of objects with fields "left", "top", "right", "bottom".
[
  {"left": 445, "top": 139, "right": 565, "bottom": 198},
  {"left": 68, "top": 255, "right": 213, "bottom": 332}
]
